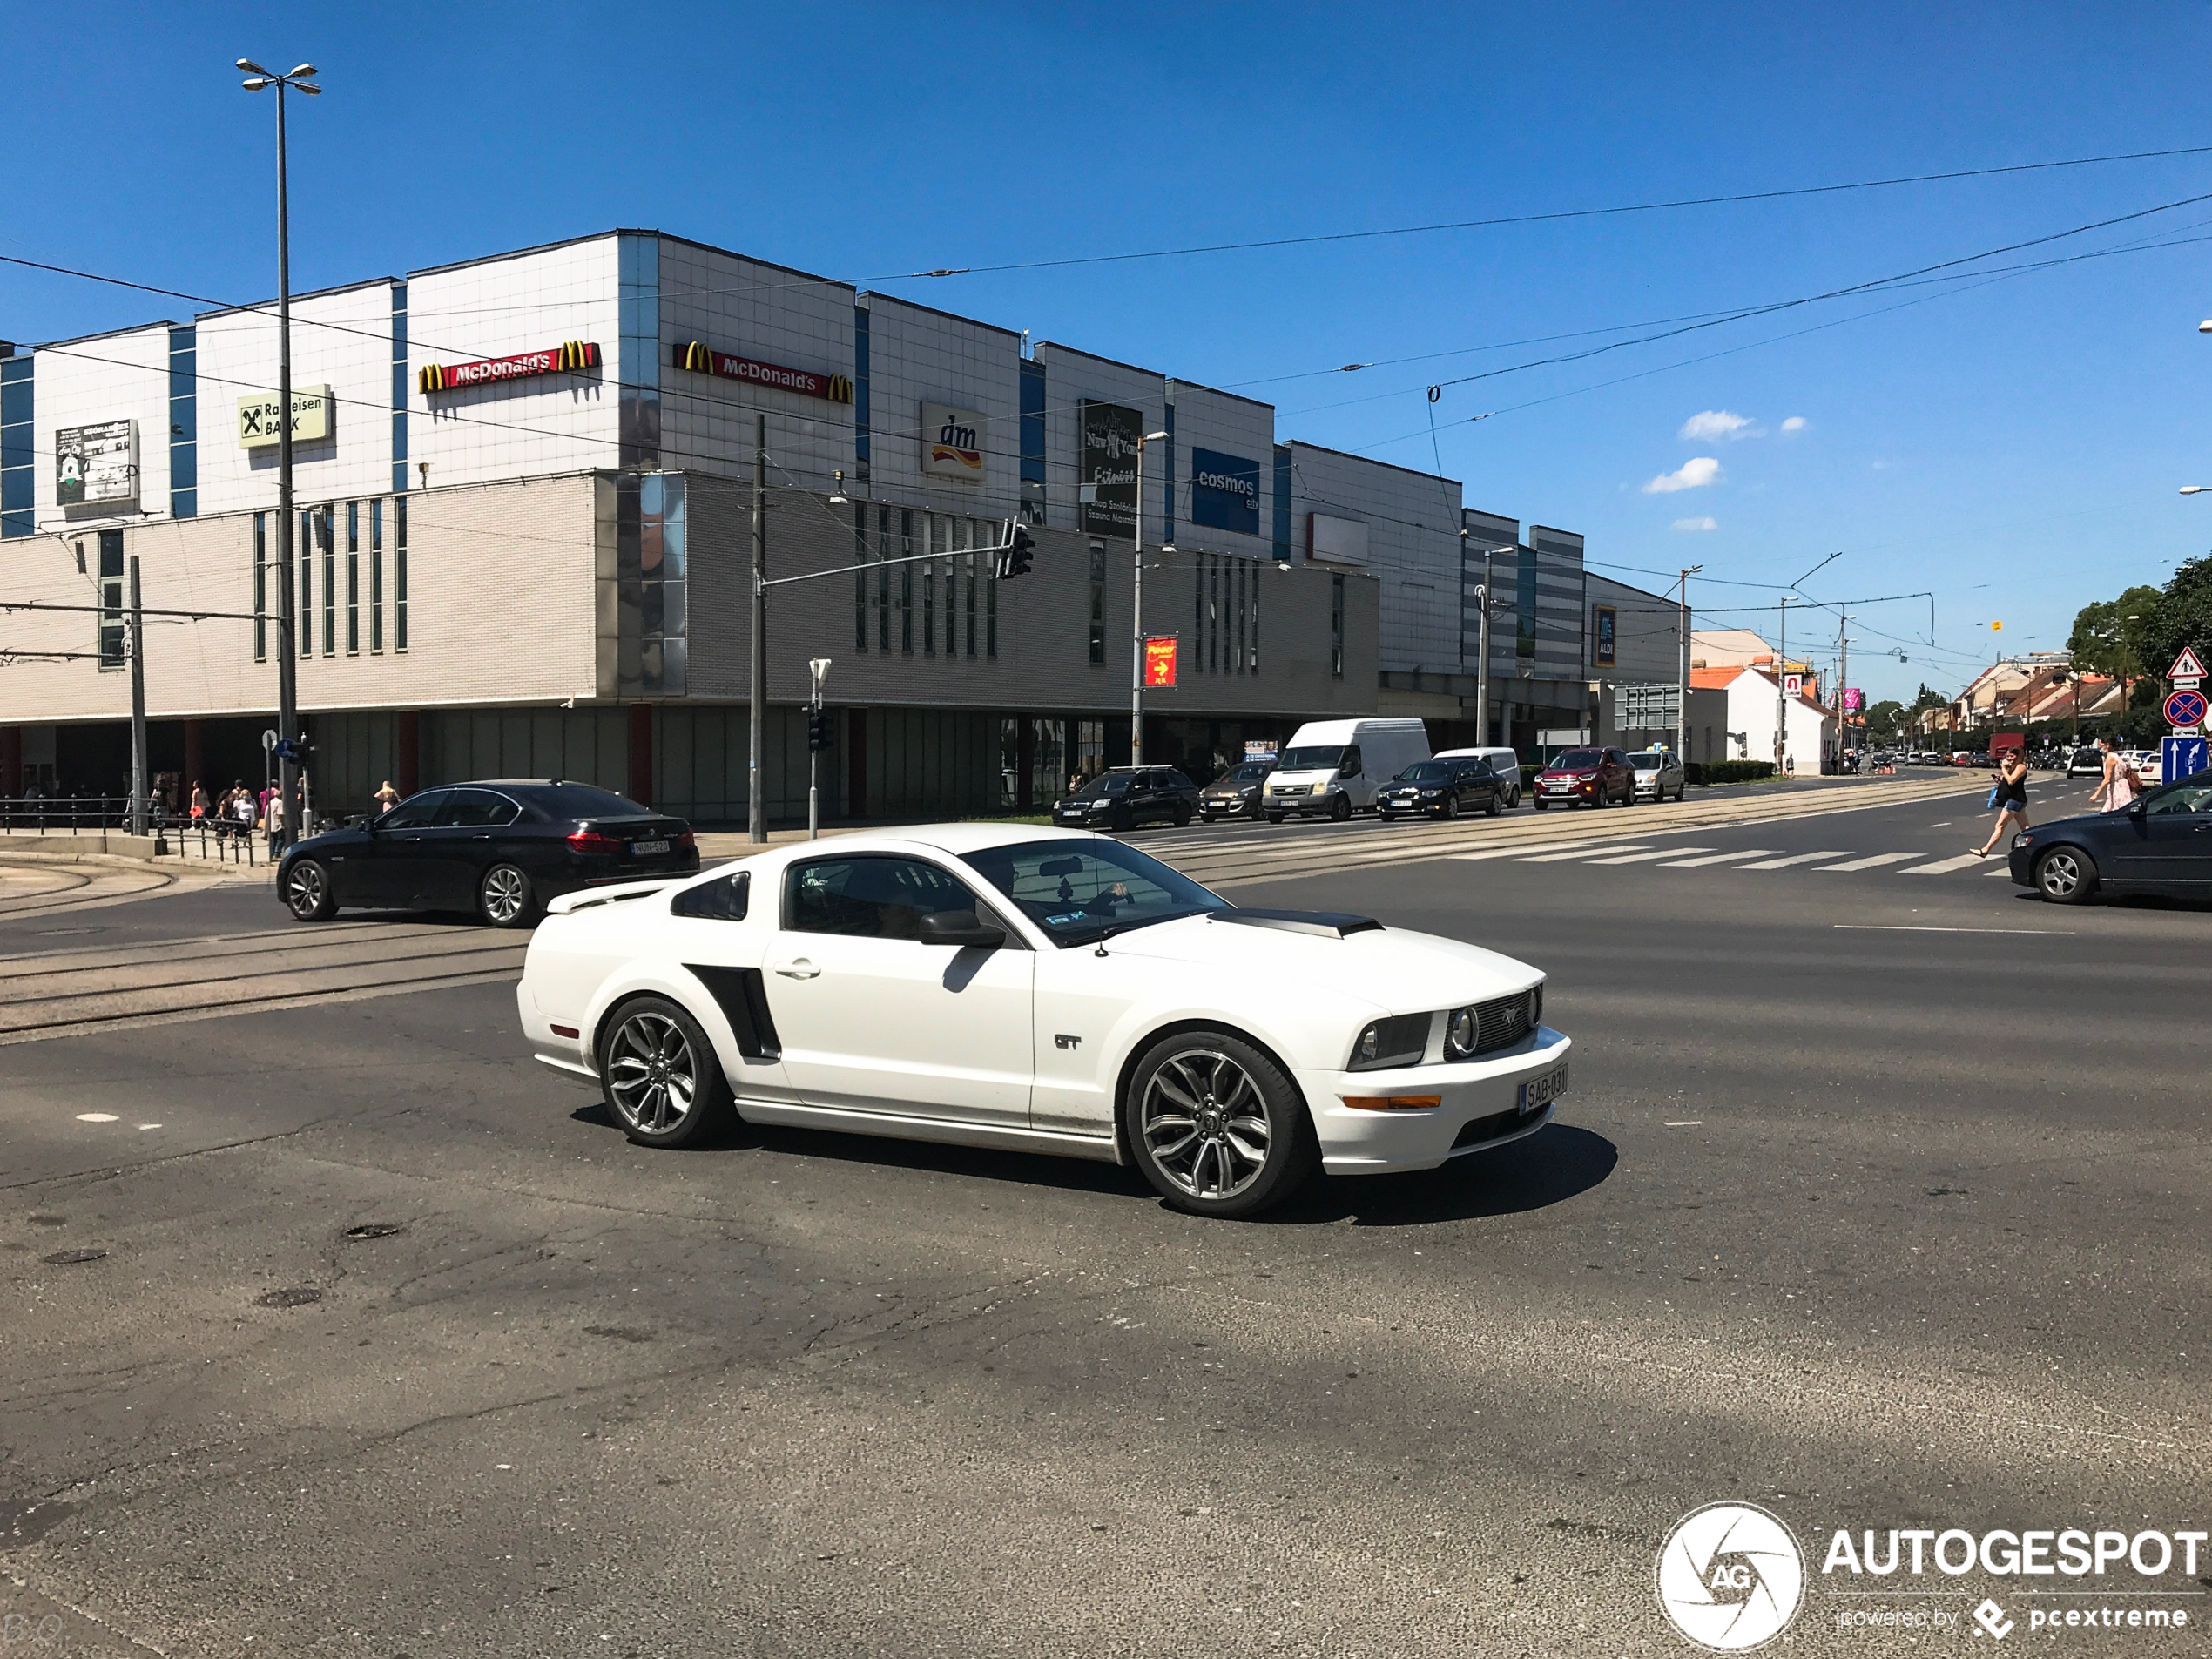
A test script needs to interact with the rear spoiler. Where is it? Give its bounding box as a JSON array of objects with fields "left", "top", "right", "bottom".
[{"left": 546, "top": 879, "right": 679, "bottom": 916}]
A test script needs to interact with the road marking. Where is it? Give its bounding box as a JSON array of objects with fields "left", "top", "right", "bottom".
[
  {"left": 1986, "top": 867, "right": 2014, "bottom": 877},
  {"left": 1518, "top": 845, "right": 1649, "bottom": 862},
  {"left": 1928, "top": 821, "right": 1952, "bottom": 827},
  {"left": 1446, "top": 842, "right": 1586, "bottom": 861},
  {"left": 1738, "top": 850, "right": 1852, "bottom": 870},
  {"left": 1584, "top": 846, "right": 1717, "bottom": 866},
  {"left": 75, "top": 1112, "right": 118, "bottom": 1123},
  {"left": 1901, "top": 853, "right": 1987, "bottom": 875},
  {"left": 1817, "top": 852, "right": 1919, "bottom": 872},
  {"left": 1663, "top": 1120, "right": 1703, "bottom": 1127},
  {"left": 1833, "top": 925, "right": 2074, "bottom": 934},
  {"left": 1655, "top": 848, "right": 1779, "bottom": 867}
]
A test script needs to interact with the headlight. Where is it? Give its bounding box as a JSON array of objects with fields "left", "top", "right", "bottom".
[
  {"left": 2012, "top": 832, "right": 2033, "bottom": 848},
  {"left": 1445, "top": 1007, "right": 1476, "bottom": 1058},
  {"left": 1349, "top": 1013, "right": 1429, "bottom": 1071}
]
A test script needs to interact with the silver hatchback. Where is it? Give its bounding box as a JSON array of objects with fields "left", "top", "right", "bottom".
[{"left": 1629, "top": 749, "right": 1687, "bottom": 803}]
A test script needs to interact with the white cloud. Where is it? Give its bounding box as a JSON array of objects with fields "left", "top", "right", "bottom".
[
  {"left": 1679, "top": 409, "right": 1756, "bottom": 442},
  {"left": 1642, "top": 456, "right": 1723, "bottom": 494},
  {"left": 1671, "top": 516, "right": 1717, "bottom": 532},
  {"left": 1779, "top": 415, "right": 1807, "bottom": 433}
]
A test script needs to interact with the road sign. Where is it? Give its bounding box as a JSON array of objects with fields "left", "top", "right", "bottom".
[
  {"left": 2168, "top": 646, "right": 2206, "bottom": 682},
  {"left": 261, "top": 728, "right": 278, "bottom": 753},
  {"left": 1782, "top": 672, "right": 1804, "bottom": 697},
  {"left": 2163, "top": 733, "right": 2208, "bottom": 783},
  {"left": 2165, "top": 688, "right": 2209, "bottom": 729}
]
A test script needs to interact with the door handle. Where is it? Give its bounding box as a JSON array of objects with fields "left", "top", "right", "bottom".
[{"left": 776, "top": 960, "right": 819, "bottom": 980}]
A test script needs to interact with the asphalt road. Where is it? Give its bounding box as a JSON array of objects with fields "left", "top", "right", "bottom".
[{"left": 3, "top": 774, "right": 2207, "bottom": 1657}]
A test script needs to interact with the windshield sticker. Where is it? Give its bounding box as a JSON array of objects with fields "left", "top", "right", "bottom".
[{"left": 1046, "top": 912, "right": 1083, "bottom": 925}]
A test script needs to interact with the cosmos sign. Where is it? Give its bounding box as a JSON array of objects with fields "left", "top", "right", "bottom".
[{"left": 1188, "top": 447, "right": 1260, "bottom": 534}]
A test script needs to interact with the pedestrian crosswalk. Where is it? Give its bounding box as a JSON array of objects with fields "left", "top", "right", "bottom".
[{"left": 1496, "top": 840, "right": 2013, "bottom": 881}]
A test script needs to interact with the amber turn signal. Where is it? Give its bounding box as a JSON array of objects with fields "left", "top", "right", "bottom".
[{"left": 1340, "top": 1094, "right": 1443, "bottom": 1111}]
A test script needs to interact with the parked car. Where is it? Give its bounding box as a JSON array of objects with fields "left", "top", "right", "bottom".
[
  {"left": 1198, "top": 759, "right": 1275, "bottom": 821},
  {"left": 515, "top": 825, "right": 1572, "bottom": 1218},
  {"left": 1628, "top": 748, "right": 1687, "bottom": 803},
  {"left": 1433, "top": 746, "right": 1525, "bottom": 808},
  {"left": 2132, "top": 752, "right": 2163, "bottom": 788},
  {"left": 278, "top": 779, "right": 699, "bottom": 927},
  {"left": 1053, "top": 767, "right": 1199, "bottom": 832},
  {"left": 2011, "top": 770, "right": 2212, "bottom": 903},
  {"left": 2065, "top": 747, "right": 2103, "bottom": 779},
  {"left": 1533, "top": 747, "right": 1635, "bottom": 810},
  {"left": 1379, "top": 758, "right": 1507, "bottom": 820},
  {"left": 1263, "top": 718, "right": 1430, "bottom": 823}
]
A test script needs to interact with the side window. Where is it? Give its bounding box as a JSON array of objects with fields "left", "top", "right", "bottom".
[
  {"left": 1467, "top": 759, "right": 1494, "bottom": 779},
  {"left": 1339, "top": 745, "right": 1362, "bottom": 777},
  {"left": 2147, "top": 783, "right": 2212, "bottom": 816},
  {"left": 671, "top": 868, "right": 750, "bottom": 920},
  {"left": 786, "top": 855, "right": 982, "bottom": 941},
  {"left": 378, "top": 789, "right": 448, "bottom": 830},
  {"left": 436, "top": 787, "right": 520, "bottom": 828}
]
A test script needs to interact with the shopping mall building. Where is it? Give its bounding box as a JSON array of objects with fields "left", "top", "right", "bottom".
[{"left": 0, "top": 229, "right": 1662, "bottom": 820}]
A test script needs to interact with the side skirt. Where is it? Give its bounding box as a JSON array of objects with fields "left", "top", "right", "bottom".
[{"left": 735, "top": 1098, "right": 1123, "bottom": 1166}]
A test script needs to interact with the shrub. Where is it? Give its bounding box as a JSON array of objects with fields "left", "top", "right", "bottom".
[{"left": 1693, "top": 759, "right": 1777, "bottom": 786}]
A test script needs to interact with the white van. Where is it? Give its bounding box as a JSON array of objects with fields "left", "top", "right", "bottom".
[
  {"left": 1434, "top": 746, "right": 1525, "bottom": 808},
  {"left": 1263, "top": 718, "right": 1431, "bottom": 822}
]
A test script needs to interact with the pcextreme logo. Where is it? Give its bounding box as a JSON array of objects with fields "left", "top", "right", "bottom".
[{"left": 1655, "top": 1502, "right": 1807, "bottom": 1652}]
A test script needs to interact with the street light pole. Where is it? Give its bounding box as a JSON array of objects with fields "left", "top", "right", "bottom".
[
  {"left": 1130, "top": 428, "right": 1170, "bottom": 767},
  {"left": 1475, "top": 540, "right": 1495, "bottom": 748},
  {"left": 127, "top": 556, "right": 147, "bottom": 836},
  {"left": 1676, "top": 564, "right": 1701, "bottom": 761},
  {"left": 750, "top": 412, "right": 768, "bottom": 844},
  {"left": 240, "top": 59, "right": 319, "bottom": 846}
]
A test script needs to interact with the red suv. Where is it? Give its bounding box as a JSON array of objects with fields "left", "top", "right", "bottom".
[{"left": 1534, "top": 746, "right": 1635, "bottom": 810}]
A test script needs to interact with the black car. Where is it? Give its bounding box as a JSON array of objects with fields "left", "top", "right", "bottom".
[
  {"left": 2009, "top": 770, "right": 2212, "bottom": 904},
  {"left": 278, "top": 779, "right": 699, "bottom": 927},
  {"left": 1379, "top": 758, "right": 1506, "bottom": 820},
  {"left": 1198, "top": 759, "right": 1276, "bottom": 820},
  {"left": 1052, "top": 766, "right": 1200, "bottom": 832}
]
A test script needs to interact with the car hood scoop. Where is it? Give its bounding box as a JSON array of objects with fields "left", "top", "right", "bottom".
[{"left": 1212, "top": 908, "right": 1382, "bottom": 940}]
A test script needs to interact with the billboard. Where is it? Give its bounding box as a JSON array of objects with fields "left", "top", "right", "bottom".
[
  {"left": 920, "top": 402, "right": 986, "bottom": 482},
  {"left": 237, "top": 386, "right": 333, "bottom": 448},
  {"left": 1079, "top": 399, "right": 1141, "bottom": 539},
  {"left": 671, "top": 341, "right": 846, "bottom": 402},
  {"left": 1842, "top": 687, "right": 1865, "bottom": 714},
  {"left": 54, "top": 419, "right": 138, "bottom": 508},
  {"left": 1143, "top": 635, "right": 1178, "bottom": 687},
  {"left": 1592, "top": 604, "right": 1617, "bottom": 668},
  {"left": 420, "top": 341, "right": 600, "bottom": 395},
  {"left": 1308, "top": 512, "right": 1368, "bottom": 565},
  {"left": 1188, "top": 447, "right": 1261, "bottom": 534}
]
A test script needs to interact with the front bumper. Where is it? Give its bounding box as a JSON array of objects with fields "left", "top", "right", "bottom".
[
  {"left": 2008, "top": 841, "right": 2039, "bottom": 888},
  {"left": 1264, "top": 788, "right": 1337, "bottom": 816},
  {"left": 1537, "top": 779, "right": 1596, "bottom": 803},
  {"left": 1298, "top": 1026, "right": 1571, "bottom": 1174}
]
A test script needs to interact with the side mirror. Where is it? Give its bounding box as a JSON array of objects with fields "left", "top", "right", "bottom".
[
  {"left": 919, "top": 909, "right": 1006, "bottom": 949},
  {"left": 2128, "top": 800, "right": 2148, "bottom": 819}
]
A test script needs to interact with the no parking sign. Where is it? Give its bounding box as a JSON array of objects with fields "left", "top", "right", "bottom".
[{"left": 2165, "top": 687, "right": 2208, "bottom": 730}]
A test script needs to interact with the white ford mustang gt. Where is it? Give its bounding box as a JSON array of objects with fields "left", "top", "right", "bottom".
[{"left": 515, "top": 824, "right": 1570, "bottom": 1218}]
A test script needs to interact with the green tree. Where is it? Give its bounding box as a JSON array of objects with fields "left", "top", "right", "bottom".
[
  {"left": 2067, "top": 585, "right": 2162, "bottom": 702},
  {"left": 1863, "top": 698, "right": 1907, "bottom": 742},
  {"left": 2136, "top": 554, "right": 2212, "bottom": 690}
]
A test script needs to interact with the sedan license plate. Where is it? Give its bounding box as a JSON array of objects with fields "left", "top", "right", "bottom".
[
  {"left": 1517, "top": 1062, "right": 1567, "bottom": 1113},
  {"left": 631, "top": 839, "right": 671, "bottom": 856}
]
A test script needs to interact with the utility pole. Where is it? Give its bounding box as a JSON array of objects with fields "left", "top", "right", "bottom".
[
  {"left": 239, "top": 59, "right": 318, "bottom": 855},
  {"left": 1475, "top": 540, "right": 1494, "bottom": 748},
  {"left": 127, "top": 556, "right": 148, "bottom": 837},
  {"left": 1775, "top": 596, "right": 1790, "bottom": 772},
  {"left": 806, "top": 657, "right": 830, "bottom": 840},
  {"left": 1130, "top": 427, "right": 1170, "bottom": 766},
  {"left": 1676, "top": 564, "right": 1701, "bottom": 760},
  {"left": 1836, "top": 612, "right": 1851, "bottom": 772},
  {"left": 749, "top": 412, "right": 768, "bottom": 844}
]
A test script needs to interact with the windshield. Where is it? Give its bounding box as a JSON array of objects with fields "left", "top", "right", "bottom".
[
  {"left": 1549, "top": 749, "right": 1602, "bottom": 770},
  {"left": 1398, "top": 762, "right": 1452, "bottom": 782},
  {"left": 1629, "top": 752, "right": 1667, "bottom": 767},
  {"left": 1277, "top": 745, "right": 1344, "bottom": 771},
  {"left": 1224, "top": 761, "right": 1272, "bottom": 782},
  {"left": 961, "top": 838, "right": 1226, "bottom": 948}
]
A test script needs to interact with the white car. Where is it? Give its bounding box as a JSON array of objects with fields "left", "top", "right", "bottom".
[{"left": 515, "top": 825, "right": 1570, "bottom": 1219}]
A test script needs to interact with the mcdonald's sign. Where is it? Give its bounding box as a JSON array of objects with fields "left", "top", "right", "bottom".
[
  {"left": 417, "top": 340, "right": 601, "bottom": 395},
  {"left": 673, "top": 341, "right": 853, "bottom": 403}
]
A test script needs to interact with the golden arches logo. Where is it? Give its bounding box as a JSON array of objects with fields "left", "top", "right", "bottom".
[
  {"left": 557, "top": 340, "right": 600, "bottom": 372},
  {"left": 825, "top": 374, "right": 853, "bottom": 403},
  {"left": 678, "top": 341, "right": 714, "bottom": 373},
  {"left": 417, "top": 363, "right": 447, "bottom": 395}
]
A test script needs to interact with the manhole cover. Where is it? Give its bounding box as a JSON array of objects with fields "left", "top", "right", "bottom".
[
  {"left": 253, "top": 1287, "right": 323, "bottom": 1308},
  {"left": 41, "top": 1249, "right": 106, "bottom": 1265},
  {"left": 342, "top": 1224, "right": 404, "bottom": 1240}
]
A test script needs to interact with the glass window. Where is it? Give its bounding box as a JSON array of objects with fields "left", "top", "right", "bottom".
[
  {"left": 671, "top": 868, "right": 750, "bottom": 920},
  {"left": 2147, "top": 781, "right": 2212, "bottom": 815},
  {"left": 394, "top": 495, "right": 408, "bottom": 651},
  {"left": 96, "top": 530, "right": 125, "bottom": 669},
  {"left": 1278, "top": 745, "right": 1343, "bottom": 770},
  {"left": 377, "top": 789, "right": 448, "bottom": 830},
  {"left": 961, "top": 838, "right": 1225, "bottom": 949},
  {"left": 435, "top": 787, "right": 521, "bottom": 828},
  {"left": 509, "top": 782, "right": 649, "bottom": 819},
  {"left": 898, "top": 509, "right": 914, "bottom": 654},
  {"left": 965, "top": 549, "right": 978, "bottom": 656},
  {"left": 369, "top": 499, "right": 383, "bottom": 652},
  {"left": 319, "top": 507, "right": 335, "bottom": 657},
  {"left": 345, "top": 501, "right": 360, "bottom": 655},
  {"left": 298, "top": 510, "right": 313, "bottom": 660},
  {"left": 1551, "top": 750, "right": 1602, "bottom": 769},
  {"left": 1339, "top": 745, "right": 1363, "bottom": 776},
  {"left": 987, "top": 545, "right": 998, "bottom": 658},
  {"left": 1251, "top": 556, "right": 1261, "bottom": 671},
  {"left": 253, "top": 513, "right": 267, "bottom": 661},
  {"left": 785, "top": 854, "right": 982, "bottom": 941},
  {"left": 1330, "top": 572, "right": 1344, "bottom": 678},
  {"left": 1089, "top": 541, "right": 1107, "bottom": 665},
  {"left": 853, "top": 500, "right": 869, "bottom": 651}
]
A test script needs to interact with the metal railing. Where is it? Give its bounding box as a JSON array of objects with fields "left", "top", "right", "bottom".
[{"left": 0, "top": 797, "right": 273, "bottom": 865}]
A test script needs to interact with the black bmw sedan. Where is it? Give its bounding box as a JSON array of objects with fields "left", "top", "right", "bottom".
[
  {"left": 1051, "top": 766, "right": 1201, "bottom": 832},
  {"left": 2008, "top": 769, "right": 2212, "bottom": 904},
  {"left": 278, "top": 780, "right": 699, "bottom": 927}
]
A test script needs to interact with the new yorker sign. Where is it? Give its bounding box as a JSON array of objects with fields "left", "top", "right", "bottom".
[{"left": 674, "top": 341, "right": 852, "bottom": 402}]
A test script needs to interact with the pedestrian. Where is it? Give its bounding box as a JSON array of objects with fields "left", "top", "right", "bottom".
[
  {"left": 1973, "top": 749, "right": 2031, "bottom": 856},
  {"left": 374, "top": 779, "right": 401, "bottom": 814},
  {"left": 232, "top": 782, "right": 256, "bottom": 841},
  {"left": 266, "top": 787, "right": 287, "bottom": 856},
  {"left": 2088, "top": 735, "right": 2141, "bottom": 813},
  {"left": 189, "top": 781, "right": 208, "bottom": 820}
]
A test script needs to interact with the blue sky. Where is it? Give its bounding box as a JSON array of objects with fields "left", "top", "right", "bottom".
[{"left": 10, "top": 1, "right": 2212, "bottom": 704}]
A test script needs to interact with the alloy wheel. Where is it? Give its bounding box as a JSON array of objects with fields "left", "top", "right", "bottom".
[
  {"left": 286, "top": 861, "right": 326, "bottom": 919},
  {"left": 2038, "top": 849, "right": 2084, "bottom": 900},
  {"left": 1140, "top": 1050, "right": 1271, "bottom": 1201},
  {"left": 606, "top": 1012, "right": 698, "bottom": 1135},
  {"left": 482, "top": 866, "right": 529, "bottom": 923}
]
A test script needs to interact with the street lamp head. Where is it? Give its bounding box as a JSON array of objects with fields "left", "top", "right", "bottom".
[
  {"left": 237, "top": 57, "right": 268, "bottom": 73},
  {"left": 295, "top": 82, "right": 321, "bottom": 95},
  {"left": 240, "top": 77, "right": 269, "bottom": 91},
  {"left": 2200, "top": 320, "right": 2212, "bottom": 334},
  {"left": 288, "top": 63, "right": 317, "bottom": 78},
  {"left": 2182, "top": 486, "right": 2207, "bottom": 495},
  {"left": 1143, "top": 430, "right": 1169, "bottom": 443}
]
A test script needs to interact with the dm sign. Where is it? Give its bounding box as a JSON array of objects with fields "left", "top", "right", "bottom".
[
  {"left": 920, "top": 402, "right": 986, "bottom": 482},
  {"left": 1188, "top": 447, "right": 1260, "bottom": 534}
]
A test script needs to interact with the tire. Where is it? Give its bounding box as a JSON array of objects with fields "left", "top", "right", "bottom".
[
  {"left": 597, "top": 995, "right": 733, "bottom": 1149},
  {"left": 1379, "top": 810, "right": 1396, "bottom": 822},
  {"left": 1329, "top": 793, "right": 1352, "bottom": 822},
  {"left": 1173, "top": 803, "right": 1191, "bottom": 827},
  {"left": 1510, "top": 786, "right": 1522, "bottom": 808},
  {"left": 1110, "top": 801, "right": 1134, "bottom": 833},
  {"left": 1123, "top": 1028, "right": 1318, "bottom": 1219},
  {"left": 476, "top": 862, "right": 536, "bottom": 928},
  {"left": 1534, "top": 799, "right": 1548, "bottom": 812},
  {"left": 1200, "top": 813, "right": 1217, "bottom": 824},
  {"left": 282, "top": 857, "right": 338, "bottom": 922},
  {"left": 2035, "top": 846, "right": 2100, "bottom": 905},
  {"left": 1264, "top": 812, "right": 1285, "bottom": 825},
  {"left": 1485, "top": 792, "right": 1502, "bottom": 818},
  {"left": 1441, "top": 794, "right": 1459, "bottom": 820}
]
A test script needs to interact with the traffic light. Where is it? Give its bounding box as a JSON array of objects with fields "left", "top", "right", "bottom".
[
  {"left": 995, "top": 524, "right": 1035, "bottom": 580},
  {"left": 806, "top": 708, "right": 833, "bottom": 752}
]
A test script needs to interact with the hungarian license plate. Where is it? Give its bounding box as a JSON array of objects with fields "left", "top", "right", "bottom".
[
  {"left": 631, "top": 839, "right": 671, "bottom": 857},
  {"left": 1518, "top": 1062, "right": 1568, "bottom": 1113}
]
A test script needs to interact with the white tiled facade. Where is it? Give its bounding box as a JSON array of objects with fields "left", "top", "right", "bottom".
[{"left": 1285, "top": 441, "right": 1464, "bottom": 676}]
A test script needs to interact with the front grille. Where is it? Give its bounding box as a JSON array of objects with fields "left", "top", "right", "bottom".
[
  {"left": 1469, "top": 986, "right": 1541, "bottom": 1056},
  {"left": 1274, "top": 784, "right": 1311, "bottom": 796},
  {"left": 1453, "top": 1102, "right": 1539, "bottom": 1150}
]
